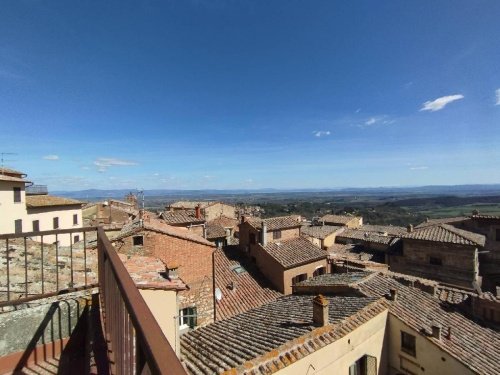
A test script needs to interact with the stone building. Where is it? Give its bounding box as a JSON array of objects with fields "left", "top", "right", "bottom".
[
  {"left": 166, "top": 201, "right": 237, "bottom": 221},
  {"left": 301, "top": 224, "right": 344, "bottom": 249},
  {"left": 390, "top": 224, "right": 485, "bottom": 290},
  {"left": 319, "top": 214, "right": 363, "bottom": 228},
  {"left": 112, "top": 218, "right": 216, "bottom": 328}
]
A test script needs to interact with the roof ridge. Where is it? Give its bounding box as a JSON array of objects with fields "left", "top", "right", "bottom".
[{"left": 439, "top": 224, "right": 483, "bottom": 245}]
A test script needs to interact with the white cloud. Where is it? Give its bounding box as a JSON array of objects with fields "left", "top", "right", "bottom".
[
  {"left": 357, "top": 116, "right": 395, "bottom": 128},
  {"left": 495, "top": 89, "right": 500, "bottom": 106},
  {"left": 365, "top": 118, "right": 377, "bottom": 126},
  {"left": 43, "top": 155, "right": 59, "bottom": 161},
  {"left": 94, "top": 158, "right": 138, "bottom": 172},
  {"left": 312, "top": 130, "right": 331, "bottom": 137},
  {"left": 420, "top": 94, "right": 464, "bottom": 112},
  {"left": 409, "top": 166, "right": 429, "bottom": 170}
]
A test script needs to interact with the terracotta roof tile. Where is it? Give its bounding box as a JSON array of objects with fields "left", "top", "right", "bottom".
[
  {"left": 336, "top": 229, "right": 400, "bottom": 245},
  {"left": 26, "top": 195, "right": 83, "bottom": 208},
  {"left": 300, "top": 225, "right": 344, "bottom": 240},
  {"left": 415, "top": 217, "right": 469, "bottom": 229},
  {"left": 214, "top": 248, "right": 282, "bottom": 320},
  {"left": 0, "top": 175, "right": 29, "bottom": 183},
  {"left": 247, "top": 216, "right": 302, "bottom": 231},
  {"left": 181, "top": 295, "right": 386, "bottom": 375},
  {"left": 403, "top": 224, "right": 485, "bottom": 246},
  {"left": 319, "top": 214, "right": 361, "bottom": 226},
  {"left": 159, "top": 210, "right": 205, "bottom": 225},
  {"left": 356, "top": 273, "right": 500, "bottom": 375},
  {"left": 263, "top": 237, "right": 326, "bottom": 269},
  {"left": 206, "top": 224, "right": 227, "bottom": 239},
  {"left": 118, "top": 254, "right": 187, "bottom": 291}
]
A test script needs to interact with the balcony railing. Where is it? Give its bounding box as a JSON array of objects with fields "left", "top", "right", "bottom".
[
  {"left": 0, "top": 227, "right": 186, "bottom": 375},
  {"left": 0, "top": 226, "right": 98, "bottom": 303},
  {"left": 97, "top": 226, "right": 186, "bottom": 375}
]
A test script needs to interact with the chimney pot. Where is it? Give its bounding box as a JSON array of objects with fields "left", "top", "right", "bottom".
[
  {"left": 407, "top": 224, "right": 414, "bottom": 233},
  {"left": 431, "top": 324, "right": 442, "bottom": 340},
  {"left": 312, "top": 295, "right": 329, "bottom": 327},
  {"left": 195, "top": 205, "right": 202, "bottom": 219}
]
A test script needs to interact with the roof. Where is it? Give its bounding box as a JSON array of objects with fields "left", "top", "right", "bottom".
[
  {"left": 118, "top": 254, "right": 187, "bottom": 291},
  {"left": 246, "top": 215, "right": 301, "bottom": 231},
  {"left": 208, "top": 216, "right": 239, "bottom": 228},
  {"left": 328, "top": 244, "right": 383, "bottom": 262},
  {"left": 181, "top": 295, "right": 386, "bottom": 375},
  {"left": 295, "top": 271, "right": 373, "bottom": 287},
  {"left": 300, "top": 225, "right": 344, "bottom": 240},
  {"left": 416, "top": 216, "right": 469, "bottom": 229},
  {"left": 262, "top": 237, "right": 326, "bottom": 269},
  {"left": 26, "top": 195, "right": 83, "bottom": 208},
  {"left": 358, "top": 224, "right": 407, "bottom": 235},
  {"left": 159, "top": 210, "right": 205, "bottom": 225},
  {"left": 319, "top": 214, "right": 360, "bottom": 226},
  {"left": 0, "top": 174, "right": 29, "bottom": 183},
  {"left": 114, "top": 218, "right": 215, "bottom": 247},
  {"left": 471, "top": 214, "right": 500, "bottom": 220},
  {"left": 214, "top": 248, "right": 282, "bottom": 320},
  {"left": 336, "top": 229, "right": 400, "bottom": 245},
  {"left": 356, "top": 273, "right": 500, "bottom": 375},
  {"left": 0, "top": 167, "right": 25, "bottom": 177},
  {"left": 168, "top": 201, "right": 217, "bottom": 209},
  {"left": 205, "top": 224, "right": 227, "bottom": 239},
  {"left": 402, "top": 224, "right": 485, "bottom": 246}
]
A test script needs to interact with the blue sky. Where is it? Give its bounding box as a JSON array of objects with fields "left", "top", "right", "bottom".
[{"left": 1, "top": 1, "right": 499, "bottom": 190}]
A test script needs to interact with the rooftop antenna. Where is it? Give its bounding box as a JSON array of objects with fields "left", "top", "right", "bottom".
[{"left": 0, "top": 152, "right": 17, "bottom": 173}]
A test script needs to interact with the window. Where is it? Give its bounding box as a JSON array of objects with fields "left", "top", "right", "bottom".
[
  {"left": 292, "top": 273, "right": 307, "bottom": 285},
  {"left": 14, "top": 219, "right": 22, "bottom": 234},
  {"left": 401, "top": 331, "right": 416, "bottom": 357},
  {"left": 179, "top": 307, "right": 197, "bottom": 329},
  {"left": 13, "top": 187, "right": 21, "bottom": 203},
  {"left": 349, "top": 355, "right": 377, "bottom": 375},
  {"left": 53, "top": 217, "right": 59, "bottom": 229},
  {"left": 73, "top": 214, "right": 78, "bottom": 225},
  {"left": 32, "top": 220, "right": 40, "bottom": 232},
  {"left": 313, "top": 266, "right": 326, "bottom": 277},
  {"left": 429, "top": 256, "right": 442, "bottom": 266},
  {"left": 133, "top": 235, "right": 144, "bottom": 246},
  {"left": 273, "top": 230, "right": 282, "bottom": 240},
  {"left": 74, "top": 235, "right": 80, "bottom": 244}
]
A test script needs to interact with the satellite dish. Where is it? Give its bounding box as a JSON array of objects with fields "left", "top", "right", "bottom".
[{"left": 215, "top": 287, "right": 223, "bottom": 301}]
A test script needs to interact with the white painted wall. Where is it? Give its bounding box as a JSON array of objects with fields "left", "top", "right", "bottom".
[
  {"left": 27, "top": 206, "right": 82, "bottom": 246},
  {"left": 0, "top": 181, "right": 28, "bottom": 234}
]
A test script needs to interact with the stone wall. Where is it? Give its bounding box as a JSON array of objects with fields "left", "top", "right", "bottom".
[{"left": 390, "top": 240, "right": 478, "bottom": 289}]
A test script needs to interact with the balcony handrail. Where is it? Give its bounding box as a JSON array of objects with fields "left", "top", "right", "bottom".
[
  {"left": 97, "top": 226, "right": 186, "bottom": 375},
  {"left": 0, "top": 226, "right": 98, "bottom": 240}
]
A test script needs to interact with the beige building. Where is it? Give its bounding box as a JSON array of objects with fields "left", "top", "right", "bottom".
[
  {"left": 301, "top": 224, "right": 344, "bottom": 249},
  {"left": 0, "top": 167, "right": 83, "bottom": 246},
  {"left": 320, "top": 214, "right": 363, "bottom": 228}
]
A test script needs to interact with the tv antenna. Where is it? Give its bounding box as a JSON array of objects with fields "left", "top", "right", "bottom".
[{"left": 0, "top": 152, "right": 17, "bottom": 173}]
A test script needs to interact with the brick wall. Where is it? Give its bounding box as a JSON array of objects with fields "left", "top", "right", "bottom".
[{"left": 114, "top": 230, "right": 215, "bottom": 326}]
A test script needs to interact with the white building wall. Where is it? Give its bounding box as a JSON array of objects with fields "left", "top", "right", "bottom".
[
  {"left": 0, "top": 181, "right": 28, "bottom": 234},
  {"left": 27, "top": 206, "right": 83, "bottom": 246}
]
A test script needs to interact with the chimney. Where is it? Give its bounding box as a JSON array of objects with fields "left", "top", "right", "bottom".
[
  {"left": 195, "top": 204, "right": 202, "bottom": 219},
  {"left": 496, "top": 286, "right": 500, "bottom": 298},
  {"left": 241, "top": 215, "right": 246, "bottom": 224},
  {"left": 261, "top": 221, "right": 267, "bottom": 246},
  {"left": 389, "top": 288, "right": 398, "bottom": 301},
  {"left": 431, "top": 323, "right": 442, "bottom": 340},
  {"left": 202, "top": 224, "right": 207, "bottom": 239},
  {"left": 313, "top": 295, "right": 329, "bottom": 327},
  {"left": 407, "top": 224, "right": 413, "bottom": 233},
  {"left": 225, "top": 228, "right": 231, "bottom": 241}
]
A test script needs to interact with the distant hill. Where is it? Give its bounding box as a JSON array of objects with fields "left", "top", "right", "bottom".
[{"left": 52, "top": 184, "right": 500, "bottom": 201}]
